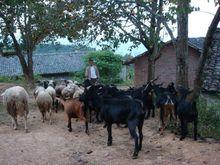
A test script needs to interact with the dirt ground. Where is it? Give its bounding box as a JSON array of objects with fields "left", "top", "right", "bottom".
[{"left": 0, "top": 83, "right": 220, "bottom": 165}]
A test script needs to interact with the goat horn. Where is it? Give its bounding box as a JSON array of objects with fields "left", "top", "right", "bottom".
[{"left": 150, "top": 76, "right": 159, "bottom": 83}]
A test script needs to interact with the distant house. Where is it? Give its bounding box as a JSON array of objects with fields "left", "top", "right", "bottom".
[
  {"left": 124, "top": 28, "right": 220, "bottom": 92},
  {"left": 0, "top": 51, "right": 89, "bottom": 79}
]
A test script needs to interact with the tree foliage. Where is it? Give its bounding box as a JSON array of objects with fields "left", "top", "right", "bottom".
[
  {"left": 0, "top": 0, "right": 83, "bottom": 86},
  {"left": 76, "top": 0, "right": 189, "bottom": 81},
  {"left": 80, "top": 0, "right": 171, "bottom": 50}
]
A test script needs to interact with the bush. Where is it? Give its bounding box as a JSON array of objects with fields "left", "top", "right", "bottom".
[
  {"left": 70, "top": 70, "right": 85, "bottom": 83},
  {"left": 197, "top": 95, "right": 220, "bottom": 140},
  {"left": 83, "top": 51, "right": 123, "bottom": 84}
]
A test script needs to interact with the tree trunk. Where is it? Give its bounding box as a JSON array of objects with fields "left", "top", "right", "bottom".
[
  {"left": 176, "top": 0, "right": 190, "bottom": 88},
  {"left": 148, "top": 57, "right": 155, "bottom": 81},
  {"left": 10, "top": 32, "right": 35, "bottom": 87},
  {"left": 6, "top": 18, "right": 35, "bottom": 88},
  {"left": 147, "top": 0, "right": 157, "bottom": 82},
  {"left": 191, "top": 7, "right": 220, "bottom": 100}
]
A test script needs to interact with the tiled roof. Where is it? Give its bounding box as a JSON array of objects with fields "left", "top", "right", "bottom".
[
  {"left": 0, "top": 51, "right": 88, "bottom": 76},
  {"left": 202, "top": 29, "right": 220, "bottom": 92},
  {"left": 188, "top": 37, "right": 205, "bottom": 53},
  {"left": 123, "top": 37, "right": 205, "bottom": 65}
]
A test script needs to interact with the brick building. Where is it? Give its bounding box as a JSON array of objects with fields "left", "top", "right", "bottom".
[{"left": 124, "top": 38, "right": 204, "bottom": 88}]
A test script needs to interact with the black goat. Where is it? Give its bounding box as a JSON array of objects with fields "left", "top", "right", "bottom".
[
  {"left": 81, "top": 84, "right": 145, "bottom": 158},
  {"left": 79, "top": 84, "right": 104, "bottom": 123},
  {"left": 100, "top": 96, "right": 145, "bottom": 159},
  {"left": 176, "top": 86, "right": 198, "bottom": 140},
  {"left": 141, "top": 83, "right": 155, "bottom": 119}
]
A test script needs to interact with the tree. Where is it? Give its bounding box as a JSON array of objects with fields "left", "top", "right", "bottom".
[
  {"left": 176, "top": 0, "right": 190, "bottom": 88},
  {"left": 79, "top": 0, "right": 172, "bottom": 82},
  {"left": 0, "top": 0, "right": 82, "bottom": 87}
]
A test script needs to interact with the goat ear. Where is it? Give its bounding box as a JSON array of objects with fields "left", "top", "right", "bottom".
[{"left": 188, "top": 90, "right": 193, "bottom": 94}]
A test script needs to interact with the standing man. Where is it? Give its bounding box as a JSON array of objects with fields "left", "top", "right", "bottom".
[{"left": 85, "top": 58, "right": 100, "bottom": 85}]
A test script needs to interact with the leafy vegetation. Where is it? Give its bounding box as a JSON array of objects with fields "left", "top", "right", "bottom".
[
  {"left": 84, "top": 51, "right": 123, "bottom": 84},
  {"left": 197, "top": 95, "right": 220, "bottom": 140},
  {"left": 0, "top": 74, "right": 42, "bottom": 85},
  {"left": 71, "top": 51, "right": 123, "bottom": 84},
  {"left": 0, "top": 0, "right": 85, "bottom": 85}
]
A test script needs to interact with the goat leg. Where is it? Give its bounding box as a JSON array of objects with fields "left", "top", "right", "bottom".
[
  {"left": 85, "top": 120, "right": 89, "bottom": 135},
  {"left": 67, "top": 117, "right": 72, "bottom": 132},
  {"left": 24, "top": 112, "right": 28, "bottom": 133},
  {"left": 95, "top": 111, "right": 101, "bottom": 123},
  {"left": 107, "top": 124, "right": 112, "bottom": 146},
  {"left": 89, "top": 108, "right": 92, "bottom": 123},
  {"left": 152, "top": 106, "right": 155, "bottom": 117},
  {"left": 41, "top": 112, "right": 45, "bottom": 123},
  {"left": 138, "top": 114, "right": 145, "bottom": 151},
  {"left": 145, "top": 107, "right": 150, "bottom": 119},
  {"left": 128, "top": 122, "right": 139, "bottom": 159},
  {"left": 194, "top": 118, "right": 198, "bottom": 141},
  {"left": 11, "top": 116, "right": 17, "bottom": 130},
  {"left": 180, "top": 119, "right": 187, "bottom": 140},
  {"left": 49, "top": 109, "right": 52, "bottom": 125}
]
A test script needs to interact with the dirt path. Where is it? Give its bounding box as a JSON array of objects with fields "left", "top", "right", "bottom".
[{"left": 0, "top": 84, "right": 220, "bottom": 165}]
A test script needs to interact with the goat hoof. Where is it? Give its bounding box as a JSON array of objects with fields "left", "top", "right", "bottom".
[
  {"left": 145, "top": 116, "right": 149, "bottom": 120},
  {"left": 138, "top": 146, "right": 142, "bottom": 151},
  {"left": 25, "top": 129, "right": 29, "bottom": 133},
  {"left": 68, "top": 128, "right": 72, "bottom": 132},
  {"left": 180, "top": 137, "right": 185, "bottom": 141},
  {"left": 86, "top": 131, "right": 90, "bottom": 135},
  {"left": 132, "top": 153, "right": 138, "bottom": 159},
  {"left": 194, "top": 137, "right": 197, "bottom": 141},
  {"left": 107, "top": 142, "right": 112, "bottom": 146},
  {"left": 14, "top": 127, "right": 17, "bottom": 130}
]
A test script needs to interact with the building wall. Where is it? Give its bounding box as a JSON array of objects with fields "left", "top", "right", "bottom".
[
  {"left": 134, "top": 55, "right": 148, "bottom": 87},
  {"left": 134, "top": 43, "right": 200, "bottom": 88}
]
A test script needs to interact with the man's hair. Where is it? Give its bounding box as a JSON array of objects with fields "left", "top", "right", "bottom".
[{"left": 88, "top": 58, "right": 93, "bottom": 62}]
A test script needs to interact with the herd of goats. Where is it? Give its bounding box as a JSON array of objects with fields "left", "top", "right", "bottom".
[{"left": 1, "top": 78, "right": 198, "bottom": 159}]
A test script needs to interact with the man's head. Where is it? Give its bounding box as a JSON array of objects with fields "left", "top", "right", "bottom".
[{"left": 88, "top": 58, "right": 94, "bottom": 66}]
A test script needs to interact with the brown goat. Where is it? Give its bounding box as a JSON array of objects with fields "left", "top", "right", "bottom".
[
  {"left": 159, "top": 96, "right": 176, "bottom": 135},
  {"left": 57, "top": 98, "right": 89, "bottom": 134}
]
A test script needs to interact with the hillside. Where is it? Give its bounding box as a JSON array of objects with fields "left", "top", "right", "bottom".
[{"left": 34, "top": 44, "right": 96, "bottom": 54}]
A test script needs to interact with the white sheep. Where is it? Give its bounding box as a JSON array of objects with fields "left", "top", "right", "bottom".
[
  {"left": 45, "top": 85, "right": 56, "bottom": 108},
  {"left": 34, "top": 86, "right": 45, "bottom": 98},
  {"left": 73, "top": 87, "right": 84, "bottom": 98},
  {"left": 35, "top": 87, "right": 53, "bottom": 124},
  {"left": 1, "top": 86, "right": 29, "bottom": 132},
  {"left": 62, "top": 82, "right": 84, "bottom": 99}
]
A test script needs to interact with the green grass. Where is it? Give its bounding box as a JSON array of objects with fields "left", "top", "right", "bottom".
[{"left": 0, "top": 74, "right": 43, "bottom": 87}]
